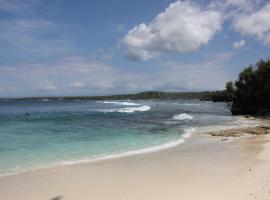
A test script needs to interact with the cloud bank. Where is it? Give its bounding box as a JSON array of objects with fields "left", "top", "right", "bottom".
[{"left": 0, "top": 56, "right": 233, "bottom": 97}]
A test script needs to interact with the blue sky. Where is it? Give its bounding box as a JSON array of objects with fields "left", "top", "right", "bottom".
[{"left": 0, "top": 0, "right": 269, "bottom": 97}]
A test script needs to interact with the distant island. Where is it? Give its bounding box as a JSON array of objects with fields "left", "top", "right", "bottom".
[{"left": 2, "top": 90, "right": 228, "bottom": 102}]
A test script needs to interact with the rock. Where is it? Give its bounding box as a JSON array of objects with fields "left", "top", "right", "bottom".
[{"left": 208, "top": 126, "right": 270, "bottom": 137}]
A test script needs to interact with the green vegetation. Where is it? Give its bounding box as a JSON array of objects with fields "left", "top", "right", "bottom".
[
  {"left": 226, "top": 58, "right": 270, "bottom": 115},
  {"left": 225, "top": 81, "right": 234, "bottom": 102},
  {"left": 10, "top": 91, "right": 226, "bottom": 102}
]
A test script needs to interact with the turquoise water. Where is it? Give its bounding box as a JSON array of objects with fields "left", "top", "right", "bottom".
[{"left": 0, "top": 99, "right": 233, "bottom": 175}]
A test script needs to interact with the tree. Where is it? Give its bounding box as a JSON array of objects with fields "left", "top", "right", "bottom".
[
  {"left": 225, "top": 81, "right": 234, "bottom": 102},
  {"left": 230, "top": 58, "right": 270, "bottom": 115}
]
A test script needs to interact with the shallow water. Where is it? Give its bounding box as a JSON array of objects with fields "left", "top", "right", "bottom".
[{"left": 0, "top": 99, "right": 233, "bottom": 175}]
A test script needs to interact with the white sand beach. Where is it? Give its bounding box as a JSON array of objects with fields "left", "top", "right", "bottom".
[{"left": 0, "top": 120, "right": 270, "bottom": 200}]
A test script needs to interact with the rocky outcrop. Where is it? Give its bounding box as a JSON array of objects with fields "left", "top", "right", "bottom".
[{"left": 208, "top": 126, "right": 270, "bottom": 137}]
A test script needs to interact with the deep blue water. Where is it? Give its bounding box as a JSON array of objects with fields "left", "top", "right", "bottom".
[{"left": 0, "top": 99, "right": 233, "bottom": 175}]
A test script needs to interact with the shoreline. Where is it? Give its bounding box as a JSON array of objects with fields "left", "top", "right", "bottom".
[
  {"left": 0, "top": 128, "right": 195, "bottom": 178},
  {"left": 0, "top": 117, "right": 268, "bottom": 178},
  {"left": 0, "top": 118, "right": 270, "bottom": 199}
]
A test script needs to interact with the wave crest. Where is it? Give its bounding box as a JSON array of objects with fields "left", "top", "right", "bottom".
[
  {"left": 98, "top": 101, "right": 140, "bottom": 106},
  {"left": 98, "top": 105, "right": 151, "bottom": 113},
  {"left": 183, "top": 103, "right": 200, "bottom": 106},
  {"left": 173, "top": 113, "right": 193, "bottom": 120}
]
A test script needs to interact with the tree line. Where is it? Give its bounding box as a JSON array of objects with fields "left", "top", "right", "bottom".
[{"left": 226, "top": 58, "right": 270, "bottom": 115}]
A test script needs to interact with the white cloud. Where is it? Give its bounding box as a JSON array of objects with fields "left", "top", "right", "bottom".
[
  {"left": 151, "top": 58, "right": 233, "bottom": 91},
  {"left": 0, "top": 55, "right": 233, "bottom": 97},
  {"left": 234, "top": 3, "right": 270, "bottom": 45},
  {"left": 68, "top": 81, "right": 86, "bottom": 88},
  {"left": 210, "top": 0, "right": 259, "bottom": 11},
  {"left": 0, "top": 0, "right": 40, "bottom": 14},
  {"left": 233, "top": 39, "right": 246, "bottom": 49},
  {"left": 122, "top": 1, "right": 222, "bottom": 61},
  {"left": 208, "top": 0, "right": 262, "bottom": 24},
  {"left": 39, "top": 81, "right": 57, "bottom": 91}
]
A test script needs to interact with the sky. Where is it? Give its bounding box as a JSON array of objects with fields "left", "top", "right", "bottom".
[{"left": 0, "top": 0, "right": 270, "bottom": 97}]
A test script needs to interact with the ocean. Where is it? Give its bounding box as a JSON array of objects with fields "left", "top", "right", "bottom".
[{"left": 0, "top": 99, "right": 234, "bottom": 176}]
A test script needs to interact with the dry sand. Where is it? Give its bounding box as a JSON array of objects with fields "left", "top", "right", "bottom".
[{"left": 0, "top": 123, "right": 270, "bottom": 200}]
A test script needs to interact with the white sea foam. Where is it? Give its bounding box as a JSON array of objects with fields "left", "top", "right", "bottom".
[
  {"left": 182, "top": 128, "right": 196, "bottom": 138},
  {"left": 182, "top": 103, "right": 200, "bottom": 106},
  {"left": 173, "top": 113, "right": 193, "bottom": 120},
  {"left": 98, "top": 105, "right": 151, "bottom": 113},
  {"left": 98, "top": 101, "right": 140, "bottom": 106}
]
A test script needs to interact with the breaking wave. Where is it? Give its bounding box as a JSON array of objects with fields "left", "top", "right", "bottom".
[
  {"left": 182, "top": 103, "right": 200, "bottom": 106},
  {"left": 98, "top": 105, "right": 151, "bottom": 113},
  {"left": 173, "top": 113, "right": 193, "bottom": 120},
  {"left": 98, "top": 101, "right": 140, "bottom": 106}
]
